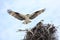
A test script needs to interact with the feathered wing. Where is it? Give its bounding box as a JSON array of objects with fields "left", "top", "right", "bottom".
[
  {"left": 7, "top": 10, "right": 25, "bottom": 20},
  {"left": 13, "top": 12, "right": 25, "bottom": 20},
  {"left": 29, "top": 8, "right": 45, "bottom": 19}
]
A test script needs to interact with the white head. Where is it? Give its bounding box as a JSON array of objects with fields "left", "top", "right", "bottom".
[{"left": 26, "top": 14, "right": 30, "bottom": 17}]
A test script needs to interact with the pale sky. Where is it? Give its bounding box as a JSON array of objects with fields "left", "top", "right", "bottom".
[{"left": 0, "top": 0, "right": 60, "bottom": 40}]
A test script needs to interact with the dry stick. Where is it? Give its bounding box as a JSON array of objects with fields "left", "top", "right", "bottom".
[
  {"left": 18, "top": 29, "right": 34, "bottom": 35},
  {"left": 30, "top": 21, "right": 43, "bottom": 40}
]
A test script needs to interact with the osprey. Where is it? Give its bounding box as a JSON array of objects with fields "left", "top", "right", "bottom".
[{"left": 7, "top": 8, "right": 45, "bottom": 24}]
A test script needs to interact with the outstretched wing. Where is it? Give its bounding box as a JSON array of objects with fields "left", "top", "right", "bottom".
[
  {"left": 29, "top": 8, "right": 45, "bottom": 19},
  {"left": 7, "top": 10, "right": 25, "bottom": 20}
]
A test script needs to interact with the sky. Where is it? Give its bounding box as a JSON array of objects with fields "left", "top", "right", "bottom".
[{"left": 0, "top": 0, "right": 60, "bottom": 40}]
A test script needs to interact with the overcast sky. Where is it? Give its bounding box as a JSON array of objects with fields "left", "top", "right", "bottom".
[{"left": 0, "top": 0, "right": 60, "bottom": 40}]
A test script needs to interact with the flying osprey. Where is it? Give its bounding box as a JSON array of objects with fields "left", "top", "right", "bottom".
[{"left": 7, "top": 8, "right": 45, "bottom": 24}]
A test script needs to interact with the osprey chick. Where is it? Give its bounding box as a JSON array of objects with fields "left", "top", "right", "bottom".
[{"left": 7, "top": 8, "right": 45, "bottom": 24}]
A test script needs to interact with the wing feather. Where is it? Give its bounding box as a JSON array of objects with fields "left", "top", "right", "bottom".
[
  {"left": 29, "top": 8, "right": 45, "bottom": 19},
  {"left": 14, "top": 12, "right": 25, "bottom": 20},
  {"left": 7, "top": 10, "right": 25, "bottom": 20}
]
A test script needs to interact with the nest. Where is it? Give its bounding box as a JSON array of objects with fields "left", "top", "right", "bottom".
[{"left": 23, "top": 21, "right": 57, "bottom": 40}]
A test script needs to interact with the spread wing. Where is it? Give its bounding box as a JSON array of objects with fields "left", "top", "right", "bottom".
[
  {"left": 7, "top": 10, "right": 25, "bottom": 20},
  {"left": 29, "top": 8, "right": 45, "bottom": 19}
]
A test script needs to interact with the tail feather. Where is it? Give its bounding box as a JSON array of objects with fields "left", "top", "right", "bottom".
[{"left": 23, "top": 21, "right": 31, "bottom": 24}]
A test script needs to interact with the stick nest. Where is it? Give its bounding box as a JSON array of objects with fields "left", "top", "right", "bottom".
[{"left": 23, "top": 21, "right": 57, "bottom": 40}]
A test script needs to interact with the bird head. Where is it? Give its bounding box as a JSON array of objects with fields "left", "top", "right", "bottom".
[{"left": 26, "top": 14, "right": 30, "bottom": 17}]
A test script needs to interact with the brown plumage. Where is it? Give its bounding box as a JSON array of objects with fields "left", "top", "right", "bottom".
[{"left": 7, "top": 8, "right": 45, "bottom": 24}]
